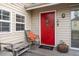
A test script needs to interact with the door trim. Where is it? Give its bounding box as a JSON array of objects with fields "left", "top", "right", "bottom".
[{"left": 39, "top": 10, "right": 56, "bottom": 47}]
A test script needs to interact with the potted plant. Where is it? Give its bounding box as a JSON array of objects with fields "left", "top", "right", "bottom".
[{"left": 56, "top": 40, "right": 69, "bottom": 53}]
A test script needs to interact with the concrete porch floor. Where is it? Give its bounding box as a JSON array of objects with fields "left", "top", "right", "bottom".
[
  {"left": 0, "top": 47, "right": 79, "bottom": 56},
  {"left": 21, "top": 48, "right": 79, "bottom": 56}
]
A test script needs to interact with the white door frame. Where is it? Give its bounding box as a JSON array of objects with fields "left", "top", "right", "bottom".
[{"left": 39, "top": 10, "right": 56, "bottom": 47}]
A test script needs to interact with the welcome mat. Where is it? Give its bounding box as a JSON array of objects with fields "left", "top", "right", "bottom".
[{"left": 39, "top": 45, "right": 54, "bottom": 50}]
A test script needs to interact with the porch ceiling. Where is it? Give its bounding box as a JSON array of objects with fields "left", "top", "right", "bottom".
[
  {"left": 24, "top": 3, "right": 59, "bottom": 11},
  {"left": 24, "top": 3, "right": 79, "bottom": 11}
]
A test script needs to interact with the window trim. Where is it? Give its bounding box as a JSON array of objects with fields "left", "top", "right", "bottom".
[
  {"left": 15, "top": 13, "right": 25, "bottom": 32},
  {"left": 0, "top": 9, "right": 12, "bottom": 34}
]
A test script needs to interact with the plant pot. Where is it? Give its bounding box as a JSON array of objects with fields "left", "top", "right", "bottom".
[{"left": 56, "top": 43, "right": 69, "bottom": 53}]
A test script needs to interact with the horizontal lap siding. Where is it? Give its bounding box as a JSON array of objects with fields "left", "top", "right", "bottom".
[
  {"left": 56, "top": 10, "right": 71, "bottom": 46},
  {"left": 31, "top": 4, "right": 72, "bottom": 47},
  {"left": 0, "top": 3, "right": 25, "bottom": 14},
  {"left": 31, "top": 15, "right": 39, "bottom": 35},
  {"left": 0, "top": 3, "right": 31, "bottom": 50},
  {"left": 0, "top": 32, "right": 25, "bottom": 43}
]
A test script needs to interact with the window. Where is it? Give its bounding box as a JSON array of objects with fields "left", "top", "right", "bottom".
[
  {"left": 71, "top": 11, "right": 79, "bottom": 20},
  {"left": 16, "top": 14, "right": 25, "bottom": 31},
  {"left": 0, "top": 10, "right": 10, "bottom": 32}
]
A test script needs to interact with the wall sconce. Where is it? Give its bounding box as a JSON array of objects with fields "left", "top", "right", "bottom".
[
  {"left": 56, "top": 19, "right": 59, "bottom": 27},
  {"left": 61, "top": 13, "right": 65, "bottom": 18}
]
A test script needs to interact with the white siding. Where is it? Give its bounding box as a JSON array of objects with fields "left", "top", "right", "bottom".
[
  {"left": 0, "top": 3, "right": 31, "bottom": 50},
  {"left": 56, "top": 10, "right": 71, "bottom": 46}
]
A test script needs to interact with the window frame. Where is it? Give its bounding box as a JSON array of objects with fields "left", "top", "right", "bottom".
[
  {"left": 0, "top": 9, "right": 12, "bottom": 34},
  {"left": 16, "top": 13, "right": 25, "bottom": 32}
]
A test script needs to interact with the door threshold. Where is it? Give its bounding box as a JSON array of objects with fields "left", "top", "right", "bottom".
[
  {"left": 40, "top": 44, "right": 55, "bottom": 47},
  {"left": 70, "top": 47, "right": 79, "bottom": 50}
]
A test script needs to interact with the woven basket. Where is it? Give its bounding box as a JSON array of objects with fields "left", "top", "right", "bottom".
[{"left": 56, "top": 43, "right": 69, "bottom": 53}]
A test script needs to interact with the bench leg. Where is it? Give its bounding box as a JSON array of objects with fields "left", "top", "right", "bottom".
[
  {"left": 13, "top": 51, "right": 17, "bottom": 56},
  {"left": 10, "top": 45, "right": 17, "bottom": 56}
]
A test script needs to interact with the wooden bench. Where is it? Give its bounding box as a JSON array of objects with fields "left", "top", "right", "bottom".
[
  {"left": 0, "top": 30, "right": 31, "bottom": 56},
  {"left": 0, "top": 41, "right": 30, "bottom": 56}
]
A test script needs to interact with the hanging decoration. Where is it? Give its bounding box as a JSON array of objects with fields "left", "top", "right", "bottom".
[
  {"left": 56, "top": 19, "right": 59, "bottom": 27},
  {"left": 61, "top": 13, "right": 65, "bottom": 18},
  {"left": 45, "top": 16, "right": 49, "bottom": 27}
]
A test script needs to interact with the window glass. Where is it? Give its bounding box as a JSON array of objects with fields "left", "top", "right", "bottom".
[
  {"left": 0, "top": 27, "right": 1, "bottom": 31},
  {"left": 3, "top": 16, "right": 9, "bottom": 20},
  {"left": 16, "top": 24, "right": 24, "bottom": 31},
  {"left": 21, "top": 24, "right": 24, "bottom": 30},
  {"left": 0, "top": 10, "right": 10, "bottom": 32},
  {"left": 0, "top": 10, "right": 10, "bottom": 20},
  {"left": 16, "top": 14, "right": 25, "bottom": 31},
  {"left": 0, "top": 15, "right": 1, "bottom": 19},
  {"left": 3, "top": 10, "right": 10, "bottom": 16},
  {"left": 16, "top": 14, "right": 24, "bottom": 23},
  {"left": 2, "top": 22, "right": 9, "bottom": 26},
  {"left": 0, "top": 10, "right": 1, "bottom": 15},
  {"left": 2, "top": 27, "right": 9, "bottom": 31}
]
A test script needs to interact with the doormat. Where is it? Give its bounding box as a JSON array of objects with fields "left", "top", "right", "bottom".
[{"left": 39, "top": 45, "right": 54, "bottom": 50}]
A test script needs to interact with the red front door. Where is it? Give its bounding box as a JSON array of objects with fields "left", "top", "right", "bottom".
[{"left": 41, "top": 12, "right": 55, "bottom": 46}]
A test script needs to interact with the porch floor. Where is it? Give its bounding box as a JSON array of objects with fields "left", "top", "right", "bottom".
[
  {"left": 0, "top": 47, "right": 79, "bottom": 56},
  {"left": 21, "top": 48, "right": 79, "bottom": 56}
]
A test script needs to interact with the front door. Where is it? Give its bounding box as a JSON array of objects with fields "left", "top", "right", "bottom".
[{"left": 41, "top": 12, "right": 55, "bottom": 46}]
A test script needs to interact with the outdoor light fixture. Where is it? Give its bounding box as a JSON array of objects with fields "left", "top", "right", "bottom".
[{"left": 61, "top": 13, "right": 65, "bottom": 18}]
